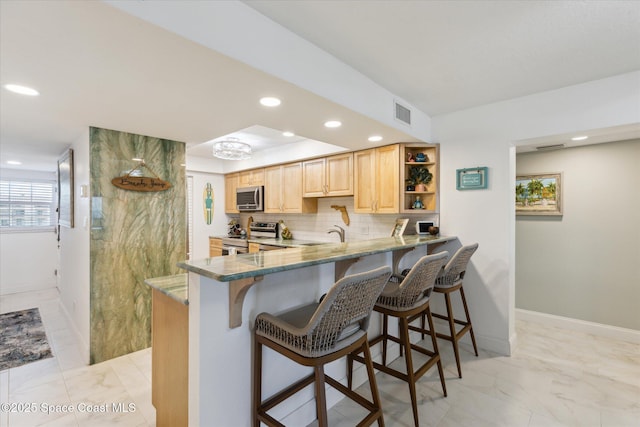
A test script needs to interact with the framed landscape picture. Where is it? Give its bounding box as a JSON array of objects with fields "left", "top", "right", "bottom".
[
  {"left": 391, "top": 218, "right": 409, "bottom": 237},
  {"left": 516, "top": 172, "right": 562, "bottom": 216}
]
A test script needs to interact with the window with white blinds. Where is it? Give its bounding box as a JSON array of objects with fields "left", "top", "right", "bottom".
[{"left": 0, "top": 179, "right": 56, "bottom": 231}]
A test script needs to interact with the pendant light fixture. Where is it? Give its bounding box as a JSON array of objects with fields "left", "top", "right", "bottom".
[{"left": 213, "top": 137, "right": 252, "bottom": 160}]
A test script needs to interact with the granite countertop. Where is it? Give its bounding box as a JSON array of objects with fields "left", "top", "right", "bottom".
[
  {"left": 180, "top": 235, "right": 456, "bottom": 283},
  {"left": 144, "top": 273, "right": 189, "bottom": 305}
]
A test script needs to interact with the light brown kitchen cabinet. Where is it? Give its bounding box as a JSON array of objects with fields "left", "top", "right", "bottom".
[
  {"left": 400, "top": 144, "right": 439, "bottom": 213},
  {"left": 354, "top": 144, "right": 400, "bottom": 213},
  {"left": 152, "top": 289, "right": 188, "bottom": 427},
  {"left": 264, "top": 166, "right": 280, "bottom": 213},
  {"left": 209, "top": 237, "right": 223, "bottom": 257},
  {"left": 238, "top": 168, "right": 264, "bottom": 187},
  {"left": 264, "top": 162, "right": 317, "bottom": 213},
  {"left": 302, "top": 153, "right": 353, "bottom": 197},
  {"left": 225, "top": 173, "right": 239, "bottom": 213},
  {"left": 301, "top": 158, "right": 325, "bottom": 197}
]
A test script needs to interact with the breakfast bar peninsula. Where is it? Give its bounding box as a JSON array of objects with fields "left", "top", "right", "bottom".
[{"left": 176, "top": 234, "right": 458, "bottom": 426}]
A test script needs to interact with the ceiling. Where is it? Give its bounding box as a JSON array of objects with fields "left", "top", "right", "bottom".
[
  {"left": 1, "top": 1, "right": 639, "bottom": 172},
  {"left": 0, "top": 1, "right": 419, "bottom": 172},
  {"left": 246, "top": 0, "right": 640, "bottom": 116}
]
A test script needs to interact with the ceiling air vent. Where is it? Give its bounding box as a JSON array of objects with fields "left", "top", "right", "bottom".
[
  {"left": 394, "top": 101, "right": 411, "bottom": 126},
  {"left": 536, "top": 144, "right": 565, "bottom": 151}
]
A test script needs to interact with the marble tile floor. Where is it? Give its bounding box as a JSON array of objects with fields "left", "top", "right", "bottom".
[
  {"left": 0, "top": 289, "right": 155, "bottom": 427},
  {"left": 2, "top": 288, "right": 638, "bottom": 427},
  {"left": 309, "top": 321, "right": 640, "bottom": 427}
]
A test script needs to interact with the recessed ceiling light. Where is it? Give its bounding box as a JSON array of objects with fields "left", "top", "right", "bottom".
[
  {"left": 259, "top": 97, "right": 281, "bottom": 107},
  {"left": 282, "top": 131, "right": 295, "bottom": 137},
  {"left": 6, "top": 160, "right": 22, "bottom": 165},
  {"left": 571, "top": 135, "right": 588, "bottom": 141},
  {"left": 4, "top": 84, "right": 39, "bottom": 96},
  {"left": 368, "top": 135, "right": 383, "bottom": 142},
  {"left": 324, "top": 120, "right": 342, "bottom": 128}
]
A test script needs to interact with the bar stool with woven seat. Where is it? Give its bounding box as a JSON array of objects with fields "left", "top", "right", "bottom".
[
  {"left": 348, "top": 252, "right": 449, "bottom": 427},
  {"left": 423, "top": 243, "right": 479, "bottom": 378},
  {"left": 253, "top": 266, "right": 392, "bottom": 427}
]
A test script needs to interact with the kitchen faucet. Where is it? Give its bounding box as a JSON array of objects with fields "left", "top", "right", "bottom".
[{"left": 327, "top": 225, "right": 345, "bottom": 242}]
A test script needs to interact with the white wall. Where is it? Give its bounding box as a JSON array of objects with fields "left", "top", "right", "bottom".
[
  {"left": 433, "top": 71, "right": 640, "bottom": 354},
  {"left": 0, "top": 168, "right": 59, "bottom": 295},
  {"left": 58, "top": 130, "right": 91, "bottom": 362},
  {"left": 516, "top": 139, "right": 640, "bottom": 330},
  {"left": 0, "top": 232, "right": 58, "bottom": 295}
]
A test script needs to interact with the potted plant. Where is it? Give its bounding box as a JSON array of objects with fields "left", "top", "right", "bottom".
[{"left": 406, "top": 166, "right": 432, "bottom": 192}]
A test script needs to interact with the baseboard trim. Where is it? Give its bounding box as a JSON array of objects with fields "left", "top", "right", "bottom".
[
  {"left": 508, "top": 330, "right": 517, "bottom": 357},
  {"left": 0, "top": 281, "right": 57, "bottom": 296},
  {"left": 516, "top": 308, "right": 640, "bottom": 344},
  {"left": 58, "top": 300, "right": 90, "bottom": 364},
  {"left": 474, "top": 332, "right": 511, "bottom": 355}
]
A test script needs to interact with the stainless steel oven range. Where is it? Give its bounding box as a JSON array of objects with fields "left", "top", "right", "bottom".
[
  {"left": 249, "top": 221, "right": 278, "bottom": 239},
  {"left": 221, "top": 222, "right": 280, "bottom": 254},
  {"left": 250, "top": 222, "right": 282, "bottom": 251}
]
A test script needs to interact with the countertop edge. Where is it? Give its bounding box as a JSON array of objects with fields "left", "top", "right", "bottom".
[
  {"left": 144, "top": 273, "right": 189, "bottom": 305},
  {"left": 180, "top": 235, "right": 457, "bottom": 283}
]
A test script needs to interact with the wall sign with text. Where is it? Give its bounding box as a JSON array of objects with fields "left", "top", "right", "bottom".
[
  {"left": 456, "top": 167, "right": 488, "bottom": 190},
  {"left": 111, "top": 161, "right": 171, "bottom": 192}
]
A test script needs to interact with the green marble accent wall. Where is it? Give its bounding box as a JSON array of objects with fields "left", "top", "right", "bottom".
[{"left": 89, "top": 127, "right": 185, "bottom": 364}]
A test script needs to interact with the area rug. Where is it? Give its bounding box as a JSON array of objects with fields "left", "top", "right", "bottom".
[{"left": 0, "top": 308, "right": 53, "bottom": 371}]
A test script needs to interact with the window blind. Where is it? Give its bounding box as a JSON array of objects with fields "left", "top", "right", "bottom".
[{"left": 0, "top": 179, "right": 56, "bottom": 230}]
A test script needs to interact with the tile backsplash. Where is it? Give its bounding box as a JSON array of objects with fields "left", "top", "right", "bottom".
[{"left": 233, "top": 197, "right": 439, "bottom": 242}]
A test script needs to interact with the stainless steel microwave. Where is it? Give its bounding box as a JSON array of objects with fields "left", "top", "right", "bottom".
[{"left": 236, "top": 186, "right": 263, "bottom": 211}]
